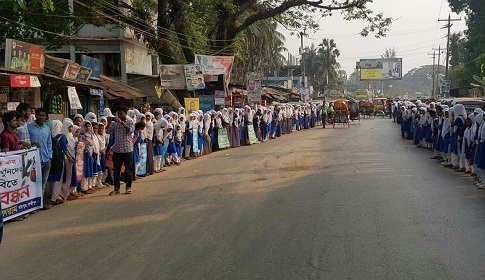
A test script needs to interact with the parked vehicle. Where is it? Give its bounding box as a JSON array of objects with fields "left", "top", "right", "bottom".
[{"left": 332, "top": 99, "right": 350, "bottom": 128}]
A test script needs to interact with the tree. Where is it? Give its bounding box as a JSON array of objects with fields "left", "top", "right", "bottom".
[
  {"left": 317, "top": 38, "right": 341, "bottom": 92},
  {"left": 447, "top": 0, "right": 485, "bottom": 87},
  {"left": 449, "top": 32, "right": 464, "bottom": 69},
  {"left": 381, "top": 47, "right": 396, "bottom": 59},
  {"left": 1, "top": 0, "right": 392, "bottom": 65}
]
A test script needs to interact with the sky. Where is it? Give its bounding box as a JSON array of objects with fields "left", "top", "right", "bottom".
[{"left": 280, "top": 0, "right": 466, "bottom": 76}]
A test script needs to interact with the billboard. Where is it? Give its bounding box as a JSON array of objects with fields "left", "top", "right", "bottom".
[
  {"left": 159, "top": 64, "right": 186, "bottom": 90},
  {"left": 359, "top": 58, "right": 402, "bottom": 81},
  {"left": 5, "top": 39, "right": 45, "bottom": 74},
  {"left": 80, "top": 55, "right": 102, "bottom": 80}
]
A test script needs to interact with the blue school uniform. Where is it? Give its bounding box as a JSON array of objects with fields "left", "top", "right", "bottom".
[
  {"left": 47, "top": 135, "right": 68, "bottom": 183},
  {"left": 133, "top": 134, "right": 144, "bottom": 163}
]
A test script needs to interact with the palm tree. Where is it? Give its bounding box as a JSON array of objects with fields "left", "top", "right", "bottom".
[
  {"left": 317, "top": 38, "right": 341, "bottom": 92},
  {"left": 449, "top": 32, "right": 464, "bottom": 69},
  {"left": 382, "top": 47, "right": 396, "bottom": 58}
]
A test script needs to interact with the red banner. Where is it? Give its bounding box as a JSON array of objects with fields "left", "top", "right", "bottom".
[{"left": 10, "top": 75, "right": 41, "bottom": 88}]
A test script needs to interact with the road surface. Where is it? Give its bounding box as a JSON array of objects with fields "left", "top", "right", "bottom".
[{"left": 2, "top": 118, "right": 485, "bottom": 280}]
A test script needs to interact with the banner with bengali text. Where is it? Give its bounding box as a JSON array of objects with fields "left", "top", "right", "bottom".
[
  {"left": 0, "top": 148, "right": 43, "bottom": 221},
  {"left": 218, "top": 128, "right": 230, "bottom": 149}
]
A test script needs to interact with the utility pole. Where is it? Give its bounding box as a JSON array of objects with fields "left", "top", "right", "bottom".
[
  {"left": 299, "top": 28, "right": 308, "bottom": 100},
  {"left": 428, "top": 51, "right": 437, "bottom": 99},
  {"left": 438, "top": 14, "right": 461, "bottom": 80}
]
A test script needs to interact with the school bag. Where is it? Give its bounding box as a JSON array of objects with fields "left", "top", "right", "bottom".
[{"left": 50, "top": 134, "right": 65, "bottom": 171}]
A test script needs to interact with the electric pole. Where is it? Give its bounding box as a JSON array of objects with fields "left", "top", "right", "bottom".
[
  {"left": 432, "top": 46, "right": 443, "bottom": 98},
  {"left": 299, "top": 28, "right": 308, "bottom": 100},
  {"left": 438, "top": 14, "right": 461, "bottom": 80},
  {"left": 428, "top": 50, "right": 437, "bottom": 99}
]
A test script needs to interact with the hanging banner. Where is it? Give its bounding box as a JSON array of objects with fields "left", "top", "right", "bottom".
[
  {"left": 218, "top": 128, "right": 230, "bottom": 149},
  {"left": 155, "top": 85, "right": 163, "bottom": 98},
  {"left": 194, "top": 54, "right": 234, "bottom": 75},
  {"left": 75, "top": 141, "right": 85, "bottom": 182},
  {"left": 5, "top": 39, "right": 45, "bottom": 74},
  {"left": 68, "top": 86, "right": 83, "bottom": 110},
  {"left": 248, "top": 125, "right": 258, "bottom": 144},
  {"left": 441, "top": 80, "right": 452, "bottom": 94},
  {"left": 184, "top": 64, "right": 206, "bottom": 91},
  {"left": 0, "top": 148, "right": 43, "bottom": 221},
  {"left": 192, "top": 128, "right": 199, "bottom": 153},
  {"left": 136, "top": 143, "right": 147, "bottom": 176},
  {"left": 198, "top": 95, "right": 215, "bottom": 112},
  {"left": 184, "top": 98, "right": 200, "bottom": 115},
  {"left": 160, "top": 65, "right": 186, "bottom": 90},
  {"left": 247, "top": 72, "right": 262, "bottom": 103},
  {"left": 215, "top": 90, "right": 226, "bottom": 105},
  {"left": 80, "top": 55, "right": 102, "bottom": 80},
  {"left": 10, "top": 75, "right": 41, "bottom": 88}
]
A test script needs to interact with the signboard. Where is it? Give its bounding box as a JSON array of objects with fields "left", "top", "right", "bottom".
[
  {"left": 194, "top": 54, "right": 234, "bottom": 75},
  {"left": 160, "top": 65, "right": 186, "bottom": 90},
  {"left": 192, "top": 128, "right": 199, "bottom": 153},
  {"left": 7, "top": 102, "right": 20, "bottom": 111},
  {"left": 441, "top": 80, "right": 452, "bottom": 94},
  {"left": 136, "top": 143, "right": 147, "bottom": 176},
  {"left": 248, "top": 125, "right": 258, "bottom": 144},
  {"left": 218, "top": 128, "right": 230, "bottom": 149},
  {"left": 76, "top": 66, "right": 92, "bottom": 82},
  {"left": 10, "top": 74, "right": 41, "bottom": 88},
  {"left": 89, "top": 88, "right": 102, "bottom": 96},
  {"left": 184, "top": 98, "right": 200, "bottom": 114},
  {"left": 5, "top": 39, "right": 45, "bottom": 73},
  {"left": 198, "top": 95, "right": 215, "bottom": 112},
  {"left": 0, "top": 148, "right": 43, "bottom": 221},
  {"left": 215, "top": 90, "right": 226, "bottom": 105},
  {"left": 247, "top": 72, "right": 262, "bottom": 103},
  {"left": 359, "top": 58, "right": 402, "bottom": 81},
  {"left": 68, "top": 86, "right": 83, "bottom": 109},
  {"left": 184, "top": 64, "right": 206, "bottom": 91},
  {"left": 248, "top": 92, "right": 262, "bottom": 103},
  {"left": 62, "top": 62, "right": 81, "bottom": 80},
  {"left": 80, "top": 55, "right": 102, "bottom": 80}
]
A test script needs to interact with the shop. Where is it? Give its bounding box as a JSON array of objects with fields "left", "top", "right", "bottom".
[{"left": 0, "top": 71, "right": 42, "bottom": 113}]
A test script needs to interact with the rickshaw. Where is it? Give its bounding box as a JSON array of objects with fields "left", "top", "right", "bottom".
[
  {"left": 362, "top": 101, "right": 374, "bottom": 118},
  {"left": 373, "top": 98, "right": 386, "bottom": 118},
  {"left": 332, "top": 99, "right": 350, "bottom": 128},
  {"left": 348, "top": 99, "right": 360, "bottom": 122}
]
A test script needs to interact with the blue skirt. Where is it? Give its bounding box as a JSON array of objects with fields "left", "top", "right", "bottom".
[
  {"left": 198, "top": 135, "right": 204, "bottom": 149},
  {"left": 84, "top": 151, "right": 94, "bottom": 178},
  {"left": 100, "top": 154, "right": 107, "bottom": 171},
  {"left": 93, "top": 153, "right": 101, "bottom": 176},
  {"left": 153, "top": 136, "right": 164, "bottom": 155},
  {"left": 70, "top": 162, "right": 79, "bottom": 187},
  {"left": 477, "top": 141, "right": 485, "bottom": 169},
  {"left": 442, "top": 134, "right": 450, "bottom": 153},
  {"left": 167, "top": 142, "right": 177, "bottom": 154}
]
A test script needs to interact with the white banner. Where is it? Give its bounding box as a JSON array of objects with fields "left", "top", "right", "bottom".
[
  {"left": 0, "top": 148, "right": 43, "bottom": 221},
  {"left": 68, "top": 86, "right": 83, "bottom": 109},
  {"left": 194, "top": 54, "right": 234, "bottom": 75}
]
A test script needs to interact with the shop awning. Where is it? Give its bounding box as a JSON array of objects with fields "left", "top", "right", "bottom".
[
  {"left": 44, "top": 55, "right": 145, "bottom": 100},
  {"left": 262, "top": 87, "right": 290, "bottom": 102}
]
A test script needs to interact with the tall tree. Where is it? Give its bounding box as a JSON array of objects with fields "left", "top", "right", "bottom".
[
  {"left": 449, "top": 32, "right": 464, "bottom": 69},
  {"left": 381, "top": 47, "right": 396, "bottom": 59},
  {"left": 447, "top": 0, "right": 485, "bottom": 87},
  {"left": 317, "top": 38, "right": 341, "bottom": 92}
]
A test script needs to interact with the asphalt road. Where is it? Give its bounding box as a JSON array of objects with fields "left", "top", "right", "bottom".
[{"left": 2, "top": 118, "right": 485, "bottom": 280}]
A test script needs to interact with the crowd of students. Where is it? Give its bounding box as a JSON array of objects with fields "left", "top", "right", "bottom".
[
  {"left": 0, "top": 102, "right": 328, "bottom": 221},
  {"left": 394, "top": 100, "right": 485, "bottom": 188}
]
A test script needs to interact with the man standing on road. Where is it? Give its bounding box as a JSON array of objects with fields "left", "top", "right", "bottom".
[
  {"left": 15, "top": 103, "right": 32, "bottom": 149},
  {"left": 27, "top": 108, "right": 52, "bottom": 210},
  {"left": 107, "top": 106, "right": 135, "bottom": 195},
  {"left": 321, "top": 103, "right": 328, "bottom": 129}
]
